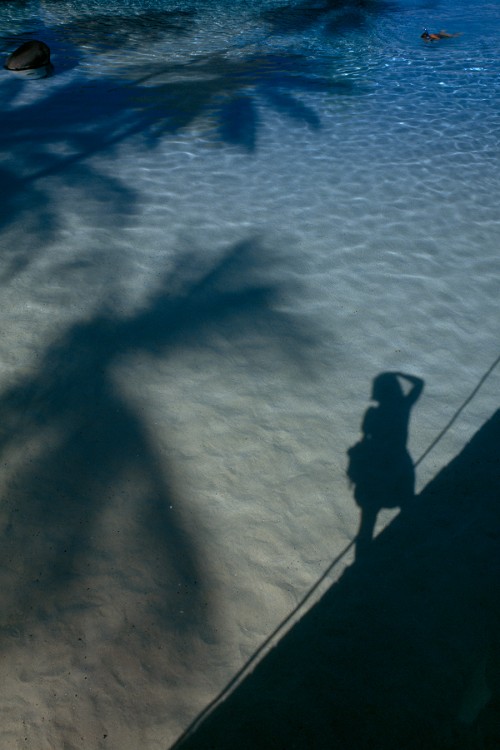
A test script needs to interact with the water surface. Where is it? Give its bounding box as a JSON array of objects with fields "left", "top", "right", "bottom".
[{"left": 1, "top": 0, "right": 499, "bottom": 747}]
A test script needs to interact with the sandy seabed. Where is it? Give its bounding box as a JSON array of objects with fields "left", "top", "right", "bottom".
[{"left": 0, "top": 0, "right": 499, "bottom": 747}]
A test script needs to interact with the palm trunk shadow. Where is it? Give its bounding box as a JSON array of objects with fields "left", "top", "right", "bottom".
[{"left": 0, "top": 238, "right": 316, "bottom": 650}]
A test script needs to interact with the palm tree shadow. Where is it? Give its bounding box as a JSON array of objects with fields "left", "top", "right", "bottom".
[
  {"left": 123, "top": 51, "right": 357, "bottom": 149},
  {"left": 347, "top": 371, "right": 424, "bottom": 559},
  {"left": 0, "top": 41, "right": 364, "bottom": 281},
  {"left": 0, "top": 238, "right": 316, "bottom": 642},
  {"left": 260, "top": 0, "right": 396, "bottom": 36},
  {"left": 53, "top": 8, "right": 196, "bottom": 51}
]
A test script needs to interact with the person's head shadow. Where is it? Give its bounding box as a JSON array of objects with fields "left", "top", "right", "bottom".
[{"left": 347, "top": 371, "right": 424, "bottom": 559}]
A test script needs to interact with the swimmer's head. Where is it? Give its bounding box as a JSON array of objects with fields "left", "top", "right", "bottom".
[{"left": 421, "top": 28, "right": 430, "bottom": 38}]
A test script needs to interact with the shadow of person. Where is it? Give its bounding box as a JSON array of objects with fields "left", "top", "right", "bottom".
[
  {"left": 171, "top": 408, "right": 500, "bottom": 750},
  {"left": 347, "top": 371, "right": 424, "bottom": 559}
]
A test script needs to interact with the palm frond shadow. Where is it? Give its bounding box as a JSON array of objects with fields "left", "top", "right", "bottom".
[
  {"left": 0, "top": 36, "right": 363, "bottom": 279},
  {"left": 53, "top": 8, "right": 196, "bottom": 50},
  {"left": 261, "top": 0, "right": 396, "bottom": 36},
  {"left": 0, "top": 238, "right": 319, "bottom": 647},
  {"left": 120, "top": 50, "right": 358, "bottom": 146}
]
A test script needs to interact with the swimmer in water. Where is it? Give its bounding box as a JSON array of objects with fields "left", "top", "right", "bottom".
[{"left": 421, "top": 28, "right": 462, "bottom": 42}]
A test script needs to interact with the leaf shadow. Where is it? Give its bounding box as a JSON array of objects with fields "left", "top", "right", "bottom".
[{"left": 0, "top": 237, "right": 320, "bottom": 648}]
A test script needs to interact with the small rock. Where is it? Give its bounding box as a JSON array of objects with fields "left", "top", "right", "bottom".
[{"left": 5, "top": 40, "right": 51, "bottom": 71}]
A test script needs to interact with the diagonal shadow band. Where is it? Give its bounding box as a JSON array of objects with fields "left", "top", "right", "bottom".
[
  {"left": 171, "top": 354, "right": 500, "bottom": 749},
  {"left": 172, "top": 406, "right": 500, "bottom": 749}
]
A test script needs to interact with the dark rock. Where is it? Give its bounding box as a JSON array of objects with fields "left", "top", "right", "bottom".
[{"left": 5, "top": 40, "right": 51, "bottom": 71}]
